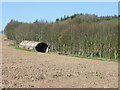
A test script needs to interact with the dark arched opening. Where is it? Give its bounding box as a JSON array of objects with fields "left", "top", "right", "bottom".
[{"left": 35, "top": 43, "right": 48, "bottom": 53}]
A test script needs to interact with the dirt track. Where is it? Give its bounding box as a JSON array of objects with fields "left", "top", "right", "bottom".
[{"left": 1, "top": 35, "right": 118, "bottom": 88}]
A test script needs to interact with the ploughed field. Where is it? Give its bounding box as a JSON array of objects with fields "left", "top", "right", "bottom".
[{"left": 1, "top": 35, "right": 118, "bottom": 88}]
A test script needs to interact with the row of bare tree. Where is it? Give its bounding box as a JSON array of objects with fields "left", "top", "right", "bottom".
[{"left": 4, "top": 14, "right": 119, "bottom": 60}]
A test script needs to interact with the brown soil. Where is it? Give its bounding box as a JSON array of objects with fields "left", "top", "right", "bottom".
[{"left": 1, "top": 35, "right": 118, "bottom": 88}]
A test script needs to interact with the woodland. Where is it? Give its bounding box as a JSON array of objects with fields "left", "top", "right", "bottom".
[{"left": 4, "top": 14, "right": 119, "bottom": 60}]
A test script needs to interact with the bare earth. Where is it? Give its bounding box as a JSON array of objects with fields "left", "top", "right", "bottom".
[{"left": 1, "top": 35, "right": 118, "bottom": 88}]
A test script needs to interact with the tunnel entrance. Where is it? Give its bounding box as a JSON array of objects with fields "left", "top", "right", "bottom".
[{"left": 35, "top": 43, "right": 48, "bottom": 53}]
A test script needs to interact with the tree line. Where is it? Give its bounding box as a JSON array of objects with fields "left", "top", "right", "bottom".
[{"left": 4, "top": 14, "right": 119, "bottom": 60}]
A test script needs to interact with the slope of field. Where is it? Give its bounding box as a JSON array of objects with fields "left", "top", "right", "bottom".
[
  {"left": 105, "top": 18, "right": 119, "bottom": 22},
  {"left": 1, "top": 35, "right": 118, "bottom": 88}
]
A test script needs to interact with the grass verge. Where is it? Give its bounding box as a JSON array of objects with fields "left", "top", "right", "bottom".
[
  {"left": 8, "top": 44, "right": 36, "bottom": 52},
  {"left": 15, "top": 47, "right": 36, "bottom": 52},
  {"left": 48, "top": 52, "right": 118, "bottom": 62},
  {"left": 73, "top": 56, "right": 112, "bottom": 62},
  {"left": 9, "top": 44, "right": 118, "bottom": 62}
]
